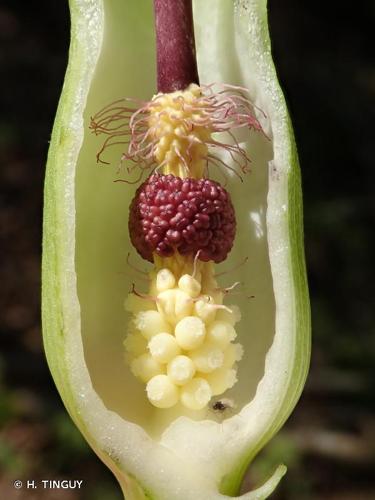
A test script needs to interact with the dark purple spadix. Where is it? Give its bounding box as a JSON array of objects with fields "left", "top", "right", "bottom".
[
  {"left": 153, "top": 0, "right": 199, "bottom": 93},
  {"left": 128, "top": 174, "right": 236, "bottom": 263}
]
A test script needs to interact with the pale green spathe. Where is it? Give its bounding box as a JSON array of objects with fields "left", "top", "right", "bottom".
[{"left": 42, "top": 1, "right": 310, "bottom": 498}]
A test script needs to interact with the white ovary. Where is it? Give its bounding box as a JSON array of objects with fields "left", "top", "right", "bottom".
[
  {"left": 206, "top": 320, "right": 237, "bottom": 349},
  {"left": 167, "top": 355, "right": 196, "bottom": 385},
  {"left": 180, "top": 378, "right": 212, "bottom": 410},
  {"left": 146, "top": 374, "right": 179, "bottom": 409},
  {"left": 134, "top": 310, "right": 172, "bottom": 340},
  {"left": 178, "top": 274, "right": 202, "bottom": 297},
  {"left": 124, "top": 259, "right": 243, "bottom": 410},
  {"left": 175, "top": 316, "right": 206, "bottom": 350},
  {"left": 156, "top": 268, "right": 176, "bottom": 292},
  {"left": 148, "top": 333, "right": 181, "bottom": 363}
]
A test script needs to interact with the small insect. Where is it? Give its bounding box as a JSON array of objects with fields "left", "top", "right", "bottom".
[{"left": 211, "top": 398, "right": 235, "bottom": 413}]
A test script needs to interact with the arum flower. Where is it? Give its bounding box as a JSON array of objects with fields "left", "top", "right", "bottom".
[{"left": 42, "top": 0, "right": 310, "bottom": 499}]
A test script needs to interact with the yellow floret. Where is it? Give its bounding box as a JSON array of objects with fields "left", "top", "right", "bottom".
[
  {"left": 148, "top": 333, "right": 181, "bottom": 363},
  {"left": 124, "top": 255, "right": 244, "bottom": 410},
  {"left": 175, "top": 316, "right": 206, "bottom": 350},
  {"left": 157, "top": 289, "right": 193, "bottom": 325},
  {"left": 146, "top": 374, "right": 179, "bottom": 409},
  {"left": 190, "top": 341, "right": 224, "bottom": 373},
  {"left": 215, "top": 304, "right": 242, "bottom": 325},
  {"left": 180, "top": 378, "right": 212, "bottom": 411},
  {"left": 134, "top": 310, "right": 172, "bottom": 340},
  {"left": 223, "top": 343, "right": 244, "bottom": 368},
  {"left": 194, "top": 295, "right": 218, "bottom": 324},
  {"left": 148, "top": 84, "right": 212, "bottom": 178},
  {"left": 206, "top": 320, "right": 237, "bottom": 349},
  {"left": 178, "top": 274, "right": 201, "bottom": 297},
  {"left": 156, "top": 268, "right": 176, "bottom": 292},
  {"left": 130, "top": 353, "right": 164, "bottom": 383},
  {"left": 167, "top": 355, "right": 196, "bottom": 386},
  {"left": 205, "top": 368, "right": 237, "bottom": 396}
]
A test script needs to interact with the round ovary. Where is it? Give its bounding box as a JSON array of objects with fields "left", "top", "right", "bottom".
[{"left": 124, "top": 263, "right": 243, "bottom": 410}]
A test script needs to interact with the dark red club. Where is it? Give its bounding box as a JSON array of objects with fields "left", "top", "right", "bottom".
[{"left": 128, "top": 174, "right": 236, "bottom": 263}]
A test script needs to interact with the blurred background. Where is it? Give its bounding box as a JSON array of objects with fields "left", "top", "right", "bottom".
[{"left": 0, "top": 1, "right": 374, "bottom": 498}]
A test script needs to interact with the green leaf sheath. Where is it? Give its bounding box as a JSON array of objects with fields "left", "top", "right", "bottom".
[{"left": 42, "top": 1, "right": 310, "bottom": 499}]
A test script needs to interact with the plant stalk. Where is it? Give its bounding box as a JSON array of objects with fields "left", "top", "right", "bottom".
[{"left": 153, "top": 0, "right": 199, "bottom": 92}]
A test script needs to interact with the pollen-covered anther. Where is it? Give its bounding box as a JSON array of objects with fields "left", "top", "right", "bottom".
[
  {"left": 90, "top": 83, "right": 265, "bottom": 180},
  {"left": 147, "top": 85, "right": 211, "bottom": 178},
  {"left": 124, "top": 258, "right": 244, "bottom": 410}
]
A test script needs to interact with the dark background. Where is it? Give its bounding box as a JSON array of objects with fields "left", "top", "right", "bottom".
[{"left": 1, "top": 1, "right": 374, "bottom": 498}]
